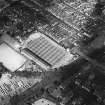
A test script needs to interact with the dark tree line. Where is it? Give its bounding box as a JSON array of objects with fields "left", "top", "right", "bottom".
[{"left": 0, "top": 62, "right": 10, "bottom": 78}]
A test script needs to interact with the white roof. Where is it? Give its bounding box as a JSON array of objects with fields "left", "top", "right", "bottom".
[
  {"left": 32, "top": 98, "right": 56, "bottom": 105},
  {"left": 26, "top": 33, "right": 66, "bottom": 66},
  {"left": 0, "top": 43, "right": 27, "bottom": 72}
]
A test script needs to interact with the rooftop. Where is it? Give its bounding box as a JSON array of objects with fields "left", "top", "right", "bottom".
[
  {"left": 0, "top": 43, "right": 27, "bottom": 72},
  {"left": 32, "top": 98, "right": 56, "bottom": 105}
]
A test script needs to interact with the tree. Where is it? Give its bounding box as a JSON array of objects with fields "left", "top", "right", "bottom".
[{"left": 0, "top": 62, "right": 10, "bottom": 78}]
